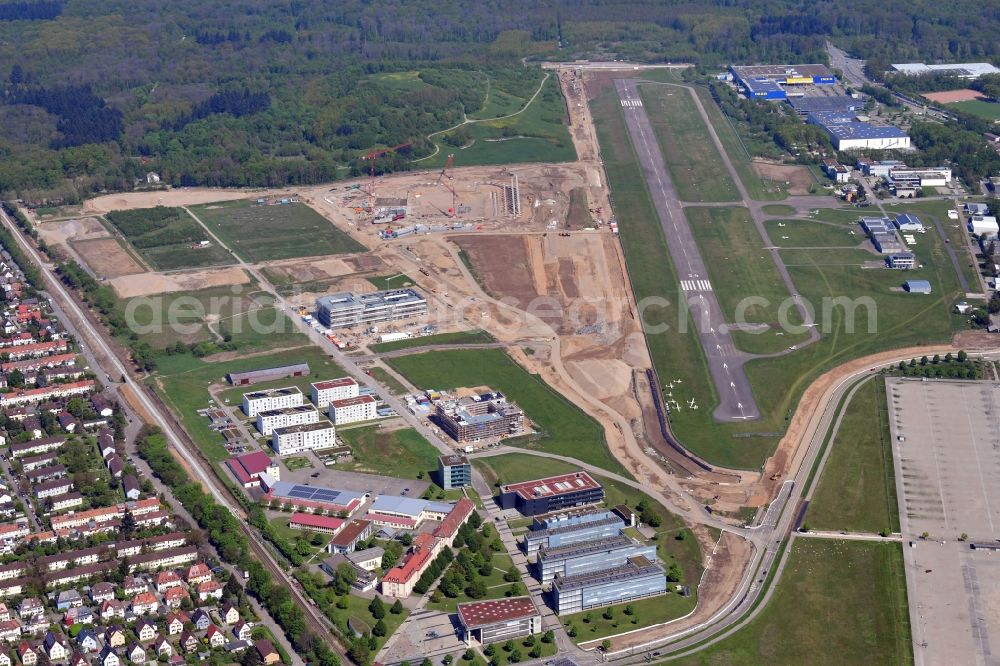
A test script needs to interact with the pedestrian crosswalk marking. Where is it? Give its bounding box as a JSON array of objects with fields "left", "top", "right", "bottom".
[{"left": 680, "top": 279, "right": 712, "bottom": 292}]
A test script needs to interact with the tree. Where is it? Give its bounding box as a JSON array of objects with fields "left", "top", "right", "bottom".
[
  {"left": 920, "top": 355, "right": 929, "bottom": 366},
  {"left": 442, "top": 656, "right": 453, "bottom": 665},
  {"left": 541, "top": 630, "right": 554, "bottom": 644},
  {"left": 466, "top": 579, "right": 488, "bottom": 599},
  {"left": 390, "top": 599, "right": 403, "bottom": 615},
  {"left": 463, "top": 649, "right": 475, "bottom": 661},
  {"left": 372, "top": 619, "right": 386, "bottom": 637},
  {"left": 601, "top": 639, "right": 612, "bottom": 652},
  {"left": 224, "top": 574, "right": 244, "bottom": 602},
  {"left": 502, "top": 639, "right": 514, "bottom": 653},
  {"left": 369, "top": 596, "right": 385, "bottom": 619},
  {"left": 503, "top": 565, "right": 518, "bottom": 583},
  {"left": 483, "top": 644, "right": 495, "bottom": 657},
  {"left": 6, "top": 370, "right": 24, "bottom": 388},
  {"left": 508, "top": 649, "right": 522, "bottom": 663},
  {"left": 348, "top": 638, "right": 370, "bottom": 666},
  {"left": 567, "top": 625, "right": 577, "bottom": 638},
  {"left": 624, "top": 604, "right": 635, "bottom": 616},
  {"left": 958, "top": 350, "right": 968, "bottom": 362},
  {"left": 602, "top": 608, "right": 614, "bottom": 620},
  {"left": 241, "top": 646, "right": 263, "bottom": 666}
]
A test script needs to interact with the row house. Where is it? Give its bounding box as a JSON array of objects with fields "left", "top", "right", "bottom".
[
  {"left": 49, "top": 492, "right": 84, "bottom": 512},
  {"left": 20, "top": 451, "right": 57, "bottom": 472},
  {"left": 4, "top": 340, "right": 69, "bottom": 362},
  {"left": 10, "top": 436, "right": 64, "bottom": 458},
  {"left": 1, "top": 353, "right": 77, "bottom": 374},
  {"left": 34, "top": 478, "right": 73, "bottom": 499},
  {"left": 0, "top": 379, "right": 93, "bottom": 407},
  {"left": 128, "top": 546, "right": 198, "bottom": 573},
  {"left": 25, "top": 464, "right": 67, "bottom": 484}
]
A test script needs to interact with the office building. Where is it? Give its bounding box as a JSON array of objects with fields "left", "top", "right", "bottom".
[
  {"left": 256, "top": 405, "right": 319, "bottom": 436},
  {"left": 438, "top": 454, "right": 472, "bottom": 490},
  {"left": 498, "top": 471, "right": 604, "bottom": 516},
  {"left": 457, "top": 598, "right": 541, "bottom": 646},
  {"left": 328, "top": 395, "right": 377, "bottom": 425},
  {"left": 270, "top": 420, "right": 337, "bottom": 455},
  {"left": 435, "top": 392, "right": 524, "bottom": 443},
  {"left": 310, "top": 377, "right": 359, "bottom": 407},
  {"left": 242, "top": 387, "right": 303, "bottom": 418},
  {"left": 551, "top": 555, "right": 667, "bottom": 615},
  {"left": 536, "top": 535, "right": 656, "bottom": 582},
  {"left": 886, "top": 253, "right": 916, "bottom": 270},
  {"left": 523, "top": 509, "right": 624, "bottom": 555},
  {"left": 315, "top": 289, "right": 427, "bottom": 329}
]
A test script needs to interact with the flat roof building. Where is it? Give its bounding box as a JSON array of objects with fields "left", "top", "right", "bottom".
[
  {"left": 788, "top": 95, "right": 861, "bottom": 115},
  {"left": 891, "top": 62, "right": 1000, "bottom": 79},
  {"left": 242, "top": 387, "right": 303, "bottom": 418},
  {"left": 551, "top": 555, "right": 667, "bottom": 615},
  {"left": 438, "top": 454, "right": 472, "bottom": 490},
  {"left": 228, "top": 363, "right": 309, "bottom": 386},
  {"left": 523, "top": 509, "right": 624, "bottom": 555},
  {"left": 315, "top": 289, "right": 427, "bottom": 329},
  {"left": 894, "top": 214, "right": 925, "bottom": 233},
  {"left": 886, "top": 253, "right": 916, "bottom": 270},
  {"left": 271, "top": 420, "right": 337, "bottom": 456},
  {"left": 260, "top": 476, "right": 365, "bottom": 515},
  {"left": 310, "top": 377, "right": 359, "bottom": 408},
  {"left": 499, "top": 471, "right": 603, "bottom": 516},
  {"left": 435, "top": 392, "right": 524, "bottom": 443},
  {"left": 904, "top": 280, "right": 932, "bottom": 294},
  {"left": 328, "top": 395, "right": 377, "bottom": 425},
  {"left": 457, "top": 597, "right": 541, "bottom": 646},
  {"left": 807, "top": 112, "right": 911, "bottom": 150},
  {"left": 256, "top": 405, "right": 319, "bottom": 436},
  {"left": 536, "top": 535, "right": 656, "bottom": 582}
]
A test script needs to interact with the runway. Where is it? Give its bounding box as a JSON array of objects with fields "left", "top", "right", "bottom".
[{"left": 614, "top": 78, "right": 759, "bottom": 421}]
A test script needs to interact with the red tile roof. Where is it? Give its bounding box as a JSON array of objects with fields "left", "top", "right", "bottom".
[
  {"left": 501, "top": 471, "right": 601, "bottom": 501},
  {"left": 329, "top": 520, "right": 371, "bottom": 548},
  {"left": 289, "top": 513, "right": 344, "bottom": 532},
  {"left": 433, "top": 499, "right": 475, "bottom": 540},
  {"left": 457, "top": 597, "right": 539, "bottom": 629},
  {"left": 382, "top": 534, "right": 437, "bottom": 584}
]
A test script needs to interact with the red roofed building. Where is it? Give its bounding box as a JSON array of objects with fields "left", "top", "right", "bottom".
[
  {"left": 498, "top": 471, "right": 603, "bottom": 516},
  {"left": 288, "top": 513, "right": 344, "bottom": 535},
  {"left": 364, "top": 512, "right": 416, "bottom": 530},
  {"left": 328, "top": 519, "right": 372, "bottom": 554},
  {"left": 457, "top": 597, "right": 541, "bottom": 646},
  {"left": 225, "top": 452, "right": 279, "bottom": 489},
  {"left": 380, "top": 534, "right": 442, "bottom": 598},
  {"left": 4, "top": 339, "right": 67, "bottom": 361},
  {"left": 432, "top": 499, "right": 476, "bottom": 547},
  {"left": 0, "top": 380, "right": 94, "bottom": 407}
]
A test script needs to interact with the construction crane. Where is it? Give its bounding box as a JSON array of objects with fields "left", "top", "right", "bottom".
[
  {"left": 361, "top": 142, "right": 411, "bottom": 212},
  {"left": 437, "top": 154, "right": 454, "bottom": 184},
  {"left": 441, "top": 179, "right": 458, "bottom": 217}
]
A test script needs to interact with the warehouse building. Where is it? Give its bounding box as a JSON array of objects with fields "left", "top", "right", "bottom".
[
  {"left": 894, "top": 214, "right": 926, "bottom": 233},
  {"left": 523, "top": 509, "right": 625, "bottom": 555},
  {"left": 271, "top": 420, "right": 337, "bottom": 455},
  {"left": 498, "top": 471, "right": 604, "bottom": 516},
  {"left": 536, "top": 535, "right": 657, "bottom": 582},
  {"left": 228, "top": 363, "right": 309, "bottom": 387},
  {"left": 310, "top": 377, "right": 359, "bottom": 407},
  {"left": 788, "top": 95, "right": 861, "bottom": 115},
  {"left": 242, "top": 387, "right": 304, "bottom": 418},
  {"left": 259, "top": 476, "right": 365, "bottom": 515},
  {"left": 891, "top": 62, "right": 1000, "bottom": 79},
  {"left": 807, "top": 112, "right": 910, "bottom": 150},
  {"left": 888, "top": 167, "right": 952, "bottom": 188},
  {"left": 328, "top": 394, "right": 377, "bottom": 425},
  {"left": 969, "top": 215, "right": 1000, "bottom": 239},
  {"left": 457, "top": 597, "right": 542, "bottom": 646},
  {"left": 551, "top": 555, "right": 667, "bottom": 615},
  {"left": 730, "top": 64, "right": 836, "bottom": 101},
  {"left": 256, "top": 405, "right": 319, "bottom": 436},
  {"left": 904, "top": 280, "right": 933, "bottom": 294},
  {"left": 438, "top": 454, "right": 472, "bottom": 490},
  {"left": 435, "top": 392, "right": 524, "bottom": 443},
  {"left": 315, "top": 289, "right": 427, "bottom": 329}
]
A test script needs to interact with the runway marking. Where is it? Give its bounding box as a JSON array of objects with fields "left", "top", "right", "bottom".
[
  {"left": 680, "top": 279, "right": 713, "bottom": 292},
  {"left": 620, "top": 99, "right": 643, "bottom": 108}
]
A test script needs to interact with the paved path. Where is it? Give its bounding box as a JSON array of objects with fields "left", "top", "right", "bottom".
[{"left": 615, "top": 78, "right": 759, "bottom": 422}]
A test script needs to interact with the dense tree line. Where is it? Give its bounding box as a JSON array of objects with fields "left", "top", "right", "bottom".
[
  {"left": 10, "top": 85, "right": 123, "bottom": 148},
  {"left": 0, "top": 0, "right": 62, "bottom": 21},
  {"left": 173, "top": 89, "right": 271, "bottom": 131}
]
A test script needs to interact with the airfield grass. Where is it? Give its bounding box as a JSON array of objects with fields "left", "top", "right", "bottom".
[
  {"left": 152, "top": 346, "right": 341, "bottom": 463},
  {"left": 806, "top": 376, "right": 899, "bottom": 533},
  {"left": 686, "top": 206, "right": 809, "bottom": 355},
  {"left": 763, "top": 218, "right": 864, "bottom": 249},
  {"left": 189, "top": 200, "right": 365, "bottom": 262},
  {"left": 761, "top": 204, "right": 796, "bottom": 216},
  {"left": 949, "top": 99, "right": 1000, "bottom": 121},
  {"left": 639, "top": 86, "right": 740, "bottom": 203},
  {"left": 672, "top": 539, "right": 912, "bottom": 666},
  {"left": 335, "top": 425, "right": 440, "bottom": 480},
  {"left": 369, "top": 329, "right": 494, "bottom": 353},
  {"left": 420, "top": 75, "right": 576, "bottom": 168},
  {"left": 386, "top": 349, "right": 627, "bottom": 477},
  {"left": 103, "top": 207, "right": 234, "bottom": 270},
  {"left": 883, "top": 199, "right": 981, "bottom": 289},
  {"left": 591, "top": 83, "right": 964, "bottom": 470},
  {"left": 589, "top": 85, "right": 730, "bottom": 462}
]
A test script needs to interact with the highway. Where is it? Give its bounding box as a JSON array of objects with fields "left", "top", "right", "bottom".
[{"left": 0, "top": 207, "right": 346, "bottom": 662}]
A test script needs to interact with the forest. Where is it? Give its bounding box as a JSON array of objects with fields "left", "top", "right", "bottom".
[{"left": 0, "top": 0, "right": 998, "bottom": 200}]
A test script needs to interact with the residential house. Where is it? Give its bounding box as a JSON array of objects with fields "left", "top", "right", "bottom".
[
  {"left": 42, "top": 631, "right": 68, "bottom": 661},
  {"left": 62, "top": 606, "right": 93, "bottom": 626},
  {"left": 191, "top": 610, "right": 211, "bottom": 631},
  {"left": 98, "top": 600, "right": 124, "bottom": 621},
  {"left": 125, "top": 642, "right": 145, "bottom": 664},
  {"left": 184, "top": 563, "right": 211, "bottom": 585},
  {"left": 219, "top": 602, "right": 239, "bottom": 626},
  {"left": 96, "top": 431, "right": 115, "bottom": 458},
  {"left": 75, "top": 629, "right": 99, "bottom": 653},
  {"left": 17, "top": 599, "right": 42, "bottom": 620},
  {"left": 0, "top": 652, "right": 9, "bottom": 666},
  {"left": 0, "top": 603, "right": 11, "bottom": 622},
  {"left": 18, "top": 642, "right": 37, "bottom": 666},
  {"left": 129, "top": 592, "right": 158, "bottom": 616},
  {"left": 103, "top": 626, "right": 126, "bottom": 648},
  {"left": 97, "top": 645, "right": 119, "bottom": 666},
  {"left": 178, "top": 632, "right": 198, "bottom": 654},
  {"left": 122, "top": 577, "right": 148, "bottom": 597},
  {"left": 224, "top": 641, "right": 249, "bottom": 656},
  {"left": 0, "top": 619, "right": 20, "bottom": 642},
  {"left": 152, "top": 636, "right": 171, "bottom": 658},
  {"left": 55, "top": 589, "right": 82, "bottom": 610},
  {"left": 122, "top": 475, "right": 140, "bottom": 501},
  {"left": 255, "top": 639, "right": 280, "bottom": 666},
  {"left": 68, "top": 652, "right": 87, "bottom": 666},
  {"left": 154, "top": 571, "right": 182, "bottom": 594},
  {"left": 135, "top": 619, "right": 156, "bottom": 642},
  {"left": 90, "top": 396, "right": 113, "bottom": 418},
  {"left": 232, "top": 621, "right": 252, "bottom": 642},
  {"left": 197, "top": 580, "right": 223, "bottom": 602},
  {"left": 163, "top": 586, "right": 188, "bottom": 609},
  {"left": 205, "top": 625, "right": 225, "bottom": 649},
  {"left": 89, "top": 582, "right": 115, "bottom": 604},
  {"left": 164, "top": 612, "right": 187, "bottom": 636}
]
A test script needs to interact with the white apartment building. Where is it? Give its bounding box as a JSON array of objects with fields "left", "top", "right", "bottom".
[
  {"left": 310, "top": 377, "right": 359, "bottom": 407},
  {"left": 255, "top": 405, "right": 319, "bottom": 436},
  {"left": 328, "top": 395, "right": 378, "bottom": 425},
  {"left": 271, "top": 420, "right": 338, "bottom": 456},
  {"left": 242, "top": 387, "right": 303, "bottom": 418}
]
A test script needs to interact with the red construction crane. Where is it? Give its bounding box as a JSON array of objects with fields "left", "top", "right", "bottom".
[
  {"left": 441, "top": 179, "right": 458, "bottom": 217},
  {"left": 437, "top": 153, "right": 454, "bottom": 184},
  {"left": 361, "top": 142, "right": 411, "bottom": 211}
]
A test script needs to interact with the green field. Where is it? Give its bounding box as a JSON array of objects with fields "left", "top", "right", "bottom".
[
  {"left": 950, "top": 99, "right": 1000, "bottom": 121},
  {"left": 419, "top": 75, "right": 576, "bottom": 168},
  {"left": 672, "top": 539, "right": 912, "bottom": 666},
  {"left": 365, "top": 274, "right": 415, "bottom": 291},
  {"left": 385, "top": 349, "right": 626, "bottom": 476},
  {"left": 125, "top": 285, "right": 308, "bottom": 352},
  {"left": 761, "top": 204, "right": 796, "bottom": 216},
  {"left": 369, "top": 329, "right": 495, "bottom": 353},
  {"left": 806, "top": 377, "right": 899, "bottom": 533},
  {"left": 366, "top": 366, "right": 408, "bottom": 395},
  {"left": 336, "top": 426, "right": 441, "bottom": 480},
  {"left": 426, "top": 551, "right": 519, "bottom": 613},
  {"left": 565, "top": 593, "right": 695, "bottom": 644},
  {"left": 104, "top": 206, "right": 235, "bottom": 270},
  {"left": 687, "top": 207, "right": 809, "bottom": 354},
  {"left": 763, "top": 218, "right": 863, "bottom": 249},
  {"left": 639, "top": 85, "right": 740, "bottom": 203},
  {"left": 152, "top": 346, "right": 342, "bottom": 463},
  {"left": 189, "top": 200, "right": 365, "bottom": 262}
]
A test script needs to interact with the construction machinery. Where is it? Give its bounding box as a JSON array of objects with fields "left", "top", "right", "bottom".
[
  {"left": 437, "top": 153, "right": 454, "bottom": 184},
  {"left": 360, "top": 142, "right": 411, "bottom": 211}
]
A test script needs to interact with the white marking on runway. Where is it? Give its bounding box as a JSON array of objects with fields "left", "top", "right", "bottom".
[
  {"left": 620, "top": 99, "right": 643, "bottom": 107},
  {"left": 680, "top": 279, "right": 713, "bottom": 292}
]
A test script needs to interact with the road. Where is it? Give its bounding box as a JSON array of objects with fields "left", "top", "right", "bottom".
[
  {"left": 614, "top": 78, "right": 760, "bottom": 422},
  {"left": 0, "top": 207, "right": 339, "bottom": 663}
]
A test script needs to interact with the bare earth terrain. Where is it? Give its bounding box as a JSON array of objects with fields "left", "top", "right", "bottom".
[
  {"left": 750, "top": 159, "right": 815, "bottom": 195},
  {"left": 922, "top": 89, "right": 986, "bottom": 103},
  {"left": 71, "top": 238, "right": 145, "bottom": 278}
]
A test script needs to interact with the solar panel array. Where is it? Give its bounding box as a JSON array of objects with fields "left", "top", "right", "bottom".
[{"left": 284, "top": 484, "right": 351, "bottom": 503}]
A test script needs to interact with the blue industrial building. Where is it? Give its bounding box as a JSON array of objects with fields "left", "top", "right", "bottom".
[
  {"left": 730, "top": 64, "right": 836, "bottom": 101},
  {"left": 522, "top": 509, "right": 624, "bottom": 555},
  {"left": 551, "top": 555, "right": 667, "bottom": 615},
  {"left": 536, "top": 535, "right": 657, "bottom": 582}
]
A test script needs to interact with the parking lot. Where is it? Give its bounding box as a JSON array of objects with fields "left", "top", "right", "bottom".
[
  {"left": 379, "top": 608, "right": 465, "bottom": 664},
  {"left": 886, "top": 378, "right": 1000, "bottom": 666},
  {"left": 280, "top": 459, "right": 430, "bottom": 499}
]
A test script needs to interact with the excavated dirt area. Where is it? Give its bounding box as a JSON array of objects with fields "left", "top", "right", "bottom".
[
  {"left": 751, "top": 159, "right": 815, "bottom": 195},
  {"left": 71, "top": 238, "right": 145, "bottom": 278},
  {"left": 110, "top": 266, "right": 251, "bottom": 298}
]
